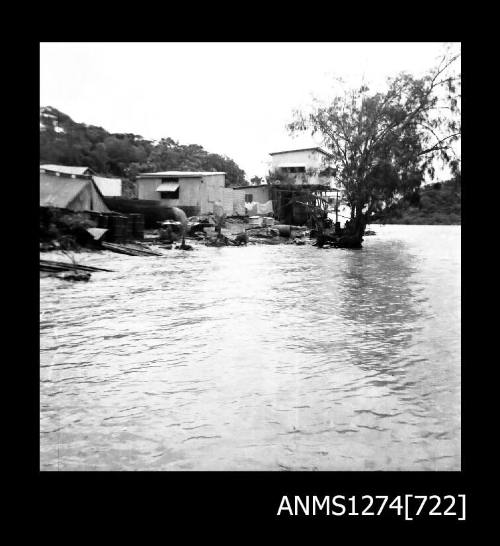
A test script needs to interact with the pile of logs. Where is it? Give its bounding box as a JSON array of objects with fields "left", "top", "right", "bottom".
[{"left": 101, "top": 242, "right": 163, "bottom": 256}]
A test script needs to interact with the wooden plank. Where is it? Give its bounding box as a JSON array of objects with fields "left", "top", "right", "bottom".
[
  {"left": 39, "top": 259, "right": 114, "bottom": 272},
  {"left": 101, "top": 242, "right": 162, "bottom": 256}
]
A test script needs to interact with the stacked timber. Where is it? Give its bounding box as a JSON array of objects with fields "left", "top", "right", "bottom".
[{"left": 101, "top": 242, "right": 163, "bottom": 256}]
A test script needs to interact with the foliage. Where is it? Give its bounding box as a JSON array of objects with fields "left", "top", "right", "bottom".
[
  {"left": 288, "top": 46, "right": 461, "bottom": 225},
  {"left": 250, "top": 175, "right": 264, "bottom": 185},
  {"left": 40, "top": 207, "right": 97, "bottom": 247},
  {"left": 265, "top": 168, "right": 296, "bottom": 185},
  {"left": 371, "top": 177, "right": 461, "bottom": 224},
  {"left": 40, "top": 107, "right": 247, "bottom": 187}
]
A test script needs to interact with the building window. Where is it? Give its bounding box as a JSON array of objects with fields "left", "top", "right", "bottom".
[
  {"left": 282, "top": 166, "right": 306, "bottom": 174},
  {"left": 159, "top": 178, "right": 179, "bottom": 199},
  {"left": 245, "top": 194, "right": 253, "bottom": 203},
  {"left": 160, "top": 188, "right": 179, "bottom": 199}
]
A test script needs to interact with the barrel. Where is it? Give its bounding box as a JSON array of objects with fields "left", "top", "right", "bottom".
[
  {"left": 129, "top": 213, "right": 144, "bottom": 240},
  {"left": 248, "top": 216, "right": 263, "bottom": 227},
  {"left": 97, "top": 214, "right": 109, "bottom": 229},
  {"left": 107, "top": 214, "right": 127, "bottom": 242},
  {"left": 273, "top": 224, "right": 291, "bottom": 237},
  {"left": 116, "top": 215, "right": 128, "bottom": 242},
  {"left": 85, "top": 211, "right": 101, "bottom": 227}
]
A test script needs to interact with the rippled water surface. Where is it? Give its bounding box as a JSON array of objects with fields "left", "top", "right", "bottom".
[{"left": 40, "top": 225, "right": 460, "bottom": 471}]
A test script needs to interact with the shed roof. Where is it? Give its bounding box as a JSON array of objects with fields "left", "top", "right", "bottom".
[
  {"left": 92, "top": 175, "right": 122, "bottom": 184},
  {"left": 269, "top": 147, "right": 333, "bottom": 157},
  {"left": 137, "top": 171, "right": 226, "bottom": 178},
  {"left": 233, "top": 184, "right": 269, "bottom": 190},
  {"left": 40, "top": 164, "right": 93, "bottom": 176},
  {"left": 271, "top": 183, "right": 336, "bottom": 192},
  {"left": 40, "top": 172, "right": 110, "bottom": 212}
]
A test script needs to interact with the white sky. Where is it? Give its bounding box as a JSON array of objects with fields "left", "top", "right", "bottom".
[{"left": 40, "top": 42, "right": 459, "bottom": 179}]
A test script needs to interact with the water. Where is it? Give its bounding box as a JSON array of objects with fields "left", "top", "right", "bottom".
[{"left": 40, "top": 225, "right": 460, "bottom": 471}]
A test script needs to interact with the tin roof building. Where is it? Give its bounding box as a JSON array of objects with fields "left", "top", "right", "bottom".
[{"left": 40, "top": 168, "right": 110, "bottom": 213}]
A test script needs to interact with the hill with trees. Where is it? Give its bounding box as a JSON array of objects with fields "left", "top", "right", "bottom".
[
  {"left": 370, "top": 177, "right": 461, "bottom": 224},
  {"left": 40, "top": 106, "right": 248, "bottom": 196}
]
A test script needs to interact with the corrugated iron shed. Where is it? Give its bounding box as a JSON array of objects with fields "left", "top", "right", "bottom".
[
  {"left": 40, "top": 164, "right": 93, "bottom": 177},
  {"left": 40, "top": 172, "right": 110, "bottom": 213}
]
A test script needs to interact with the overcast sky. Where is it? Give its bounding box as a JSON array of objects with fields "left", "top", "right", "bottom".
[{"left": 40, "top": 42, "right": 457, "bottom": 179}]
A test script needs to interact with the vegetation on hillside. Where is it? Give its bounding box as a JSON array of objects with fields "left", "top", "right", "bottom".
[
  {"left": 40, "top": 107, "right": 248, "bottom": 193},
  {"left": 370, "top": 177, "right": 461, "bottom": 224}
]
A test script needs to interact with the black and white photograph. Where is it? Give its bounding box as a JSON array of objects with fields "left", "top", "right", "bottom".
[{"left": 39, "top": 42, "right": 461, "bottom": 473}]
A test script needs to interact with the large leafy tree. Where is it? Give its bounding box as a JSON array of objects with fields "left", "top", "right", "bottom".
[{"left": 288, "top": 46, "right": 461, "bottom": 238}]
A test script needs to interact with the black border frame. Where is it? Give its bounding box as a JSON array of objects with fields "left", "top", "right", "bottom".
[{"left": 29, "top": 37, "right": 470, "bottom": 530}]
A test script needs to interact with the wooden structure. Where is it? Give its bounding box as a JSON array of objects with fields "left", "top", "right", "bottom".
[
  {"left": 269, "top": 183, "right": 338, "bottom": 226},
  {"left": 268, "top": 147, "right": 334, "bottom": 186}
]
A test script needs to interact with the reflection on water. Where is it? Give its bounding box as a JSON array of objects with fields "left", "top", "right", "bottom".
[{"left": 40, "top": 225, "right": 460, "bottom": 471}]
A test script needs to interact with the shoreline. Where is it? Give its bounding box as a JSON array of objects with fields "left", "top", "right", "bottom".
[{"left": 370, "top": 220, "right": 461, "bottom": 226}]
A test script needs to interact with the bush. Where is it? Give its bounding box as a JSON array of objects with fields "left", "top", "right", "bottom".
[
  {"left": 57, "top": 212, "right": 96, "bottom": 231},
  {"left": 419, "top": 195, "right": 435, "bottom": 211},
  {"left": 39, "top": 208, "right": 97, "bottom": 247}
]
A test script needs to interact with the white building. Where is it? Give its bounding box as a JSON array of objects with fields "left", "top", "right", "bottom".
[
  {"left": 268, "top": 147, "right": 335, "bottom": 186},
  {"left": 135, "top": 171, "right": 233, "bottom": 216},
  {"left": 40, "top": 107, "right": 64, "bottom": 133}
]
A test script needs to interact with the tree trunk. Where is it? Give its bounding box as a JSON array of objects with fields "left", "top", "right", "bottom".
[
  {"left": 338, "top": 204, "right": 366, "bottom": 248},
  {"left": 316, "top": 197, "right": 367, "bottom": 249}
]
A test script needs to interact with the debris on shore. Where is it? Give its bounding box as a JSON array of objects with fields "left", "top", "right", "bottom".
[
  {"left": 40, "top": 202, "right": 378, "bottom": 285},
  {"left": 40, "top": 256, "right": 113, "bottom": 282},
  {"left": 40, "top": 259, "right": 113, "bottom": 273},
  {"left": 101, "top": 242, "right": 163, "bottom": 256},
  {"left": 56, "top": 270, "right": 91, "bottom": 282}
]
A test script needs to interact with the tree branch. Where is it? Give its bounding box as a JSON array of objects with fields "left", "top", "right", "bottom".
[{"left": 417, "top": 132, "right": 461, "bottom": 156}]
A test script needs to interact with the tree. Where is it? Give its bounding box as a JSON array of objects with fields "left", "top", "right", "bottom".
[
  {"left": 40, "top": 107, "right": 246, "bottom": 186},
  {"left": 250, "top": 175, "right": 263, "bottom": 185},
  {"left": 288, "top": 45, "right": 461, "bottom": 245}
]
